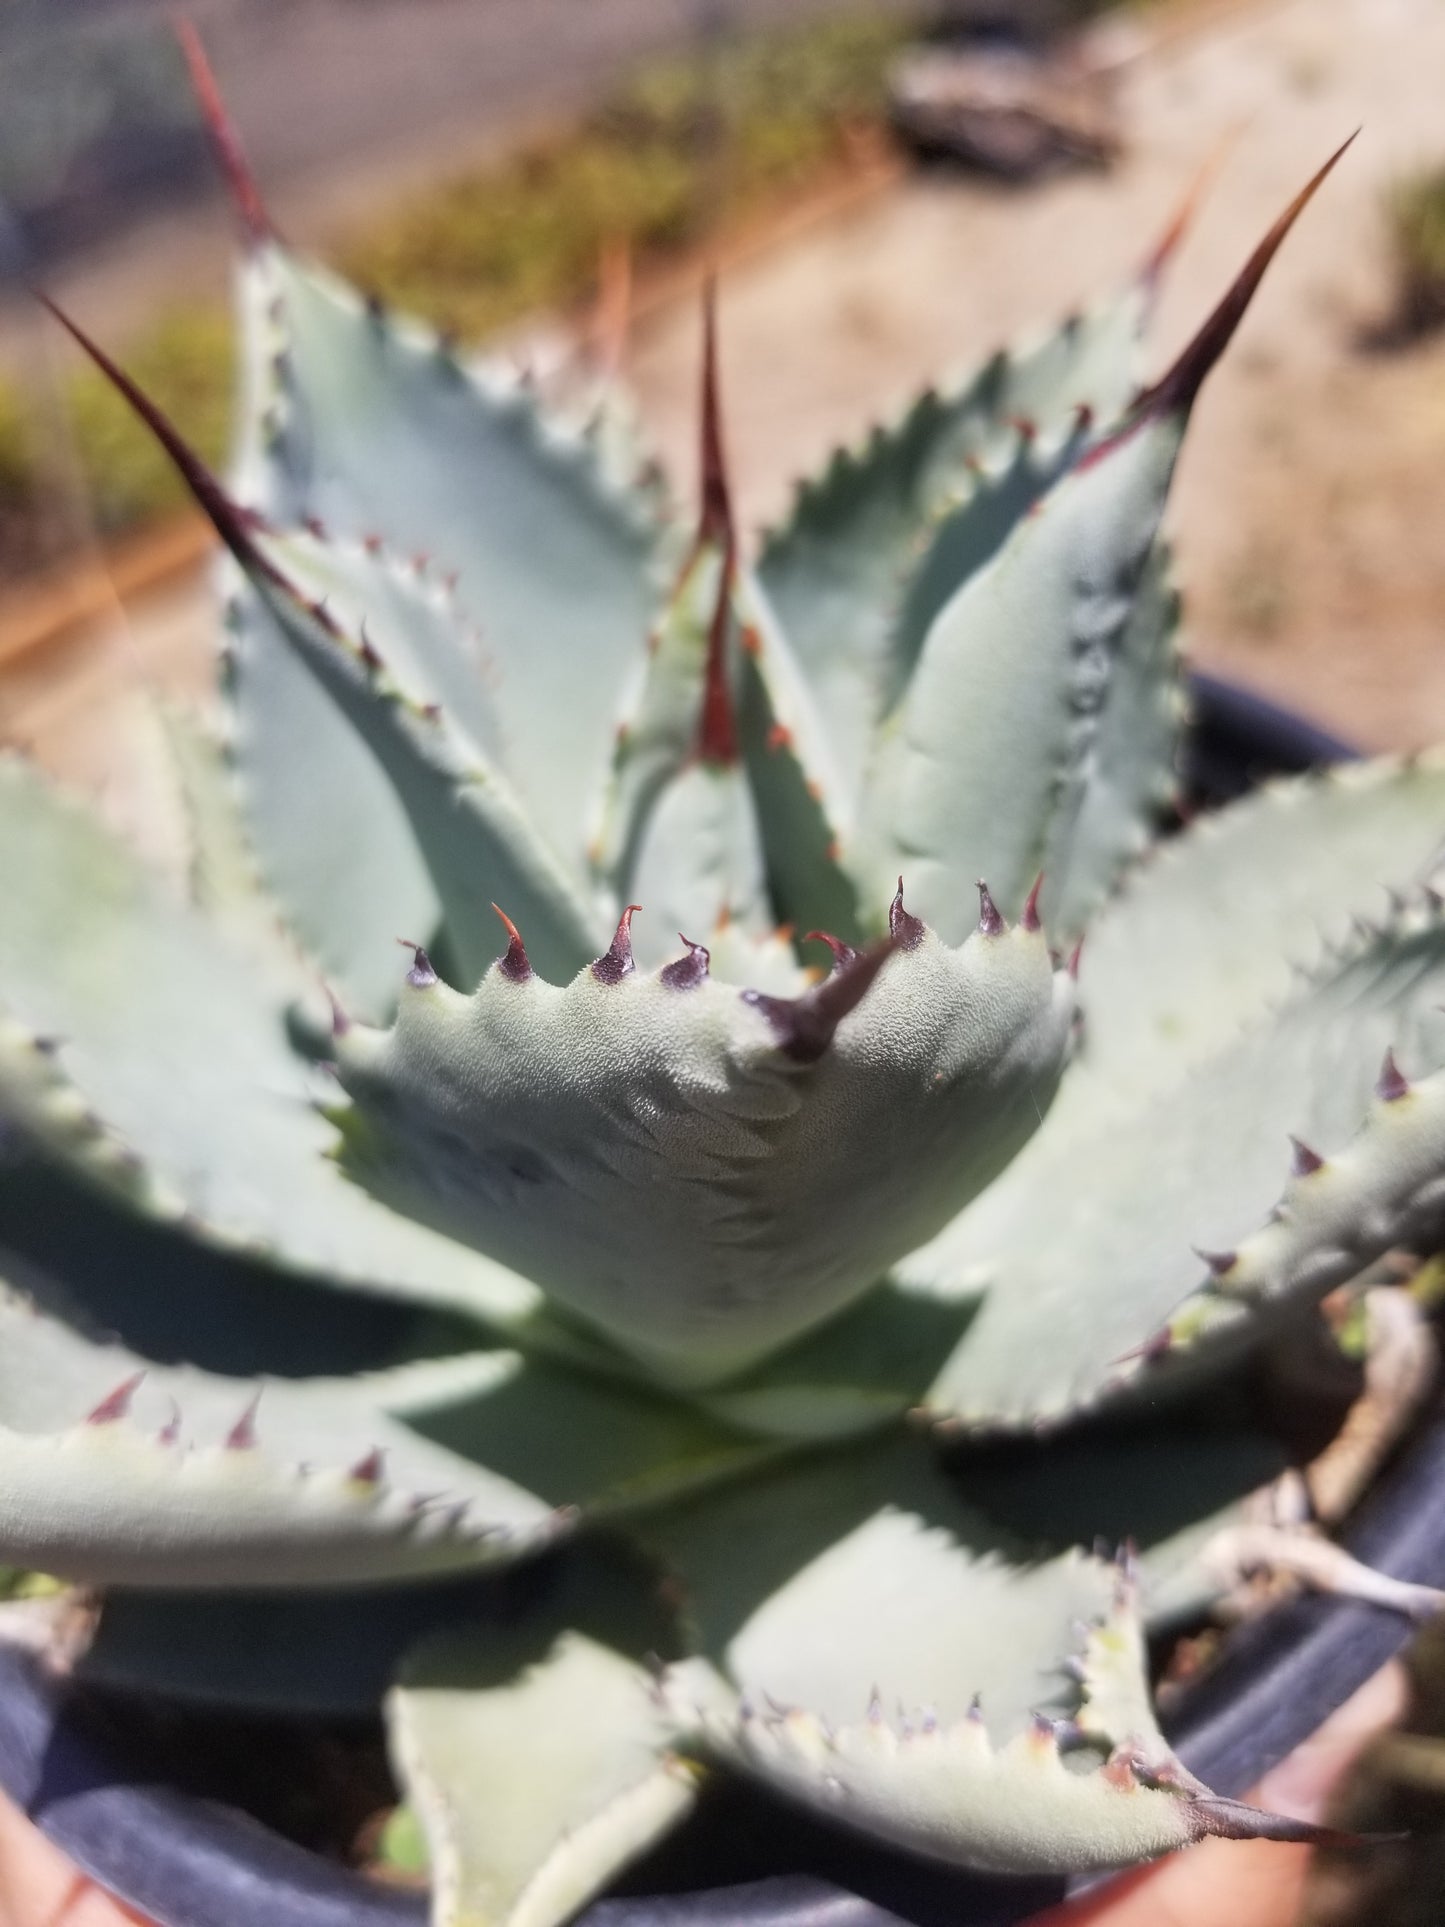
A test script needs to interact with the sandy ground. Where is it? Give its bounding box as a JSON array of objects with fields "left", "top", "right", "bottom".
[{"left": 6, "top": 0, "right": 1445, "bottom": 826}]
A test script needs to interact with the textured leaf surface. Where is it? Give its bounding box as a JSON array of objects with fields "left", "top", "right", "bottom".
[
  {"left": 0, "top": 1279, "right": 557, "bottom": 1587},
  {"left": 234, "top": 525, "right": 608, "bottom": 989},
  {"left": 80, "top": 1364, "right": 772, "bottom": 1710},
  {"left": 909, "top": 896, "right": 1445, "bottom": 1429},
  {"left": 757, "top": 284, "right": 1148, "bottom": 811},
  {"left": 853, "top": 411, "right": 1185, "bottom": 943},
  {"left": 238, "top": 247, "right": 664, "bottom": 868},
  {"left": 334, "top": 910, "right": 1073, "bottom": 1382},
  {"left": 1078, "top": 755, "right": 1445, "bottom": 1095},
  {"left": 0, "top": 758, "right": 544, "bottom": 1334},
  {"left": 220, "top": 559, "right": 444, "bottom": 1017},
  {"left": 394, "top": 1625, "right": 696, "bottom": 1927},
  {"left": 648, "top": 1438, "right": 1306, "bottom": 1875}
]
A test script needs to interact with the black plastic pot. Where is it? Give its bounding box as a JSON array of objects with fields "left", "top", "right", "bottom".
[{"left": 2, "top": 674, "right": 1442, "bottom": 1927}]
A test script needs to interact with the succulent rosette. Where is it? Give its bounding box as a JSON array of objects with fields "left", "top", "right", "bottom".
[{"left": 1, "top": 55, "right": 1441, "bottom": 1926}]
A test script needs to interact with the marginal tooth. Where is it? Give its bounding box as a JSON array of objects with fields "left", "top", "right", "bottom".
[
  {"left": 357, "top": 623, "right": 383, "bottom": 673},
  {"left": 802, "top": 930, "right": 858, "bottom": 972},
  {"left": 325, "top": 987, "right": 351, "bottom": 1038},
  {"left": 490, "top": 903, "right": 533, "bottom": 984},
  {"left": 1289, "top": 1134, "right": 1326, "bottom": 1177},
  {"left": 86, "top": 1373, "right": 146, "bottom": 1426},
  {"left": 1028, "top": 1712, "right": 1059, "bottom": 1754},
  {"left": 225, "top": 1393, "right": 261, "bottom": 1451},
  {"left": 888, "top": 876, "right": 925, "bottom": 951},
  {"left": 659, "top": 935, "right": 711, "bottom": 990},
  {"left": 976, "top": 879, "right": 1006, "bottom": 936},
  {"left": 158, "top": 1400, "right": 182, "bottom": 1447},
  {"left": 740, "top": 938, "right": 896, "bottom": 1064},
  {"left": 1067, "top": 937, "right": 1085, "bottom": 980},
  {"left": 1377, "top": 1048, "right": 1410, "bottom": 1103},
  {"left": 592, "top": 904, "right": 641, "bottom": 984},
  {"left": 397, "top": 939, "right": 438, "bottom": 989},
  {"left": 867, "top": 1686, "right": 883, "bottom": 1724},
  {"left": 1021, "top": 873, "right": 1044, "bottom": 934},
  {"left": 348, "top": 1447, "right": 386, "bottom": 1486},
  {"left": 1194, "top": 1246, "right": 1239, "bottom": 1280}
]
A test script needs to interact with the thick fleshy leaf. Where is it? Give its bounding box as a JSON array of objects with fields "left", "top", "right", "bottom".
[
  {"left": 850, "top": 410, "right": 1186, "bottom": 943},
  {"left": 80, "top": 1364, "right": 774, "bottom": 1711},
  {"left": 735, "top": 575, "right": 862, "bottom": 948},
  {"left": 909, "top": 894, "right": 1445, "bottom": 1430},
  {"left": 624, "top": 759, "right": 773, "bottom": 971},
  {"left": 756, "top": 275, "right": 1153, "bottom": 811},
  {"left": 850, "top": 143, "right": 1351, "bottom": 943},
  {"left": 393, "top": 1626, "right": 698, "bottom": 1927},
  {"left": 1077, "top": 753, "right": 1445, "bottom": 1096},
  {"left": 219, "top": 554, "right": 444, "bottom": 1017},
  {"left": 0, "top": 1152, "right": 451, "bottom": 1382},
  {"left": 0, "top": 1278, "right": 559, "bottom": 1588},
  {"left": 238, "top": 523, "right": 608, "bottom": 988},
  {"left": 646, "top": 1439, "right": 1320, "bottom": 1874},
  {"left": 333, "top": 904, "right": 1073, "bottom": 1383},
  {"left": 0, "top": 758, "right": 547, "bottom": 1337},
  {"left": 238, "top": 244, "right": 665, "bottom": 870}
]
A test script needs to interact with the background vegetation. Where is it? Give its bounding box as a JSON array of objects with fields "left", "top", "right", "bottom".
[{"left": 0, "top": 12, "right": 910, "bottom": 578}]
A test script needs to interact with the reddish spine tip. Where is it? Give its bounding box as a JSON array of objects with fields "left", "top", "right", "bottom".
[
  {"left": 1377, "top": 1048, "right": 1410, "bottom": 1102},
  {"left": 349, "top": 1447, "right": 386, "bottom": 1485},
  {"left": 325, "top": 988, "right": 350, "bottom": 1038},
  {"left": 1289, "top": 1135, "right": 1325, "bottom": 1177},
  {"left": 1067, "top": 937, "right": 1085, "bottom": 980},
  {"left": 173, "top": 20, "right": 272, "bottom": 247},
  {"left": 397, "top": 939, "right": 438, "bottom": 988},
  {"left": 158, "top": 1400, "right": 182, "bottom": 1448},
  {"left": 593, "top": 905, "right": 641, "bottom": 984},
  {"left": 803, "top": 930, "right": 858, "bottom": 972},
  {"left": 87, "top": 1372, "right": 146, "bottom": 1426},
  {"left": 976, "top": 879, "right": 1006, "bottom": 936},
  {"left": 698, "top": 278, "right": 734, "bottom": 550},
  {"left": 225, "top": 1393, "right": 261, "bottom": 1451},
  {"left": 889, "top": 877, "right": 925, "bottom": 951},
  {"left": 1021, "top": 873, "right": 1045, "bottom": 933},
  {"left": 1132, "top": 133, "right": 1357, "bottom": 425},
  {"left": 490, "top": 903, "right": 533, "bottom": 983},
  {"left": 660, "top": 935, "right": 711, "bottom": 990}
]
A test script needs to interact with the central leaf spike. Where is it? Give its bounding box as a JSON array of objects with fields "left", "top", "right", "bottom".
[
  {"left": 593, "top": 905, "right": 642, "bottom": 984},
  {"left": 696, "top": 282, "right": 741, "bottom": 767},
  {"left": 741, "top": 938, "right": 898, "bottom": 1063},
  {"left": 1096, "top": 132, "right": 1358, "bottom": 456}
]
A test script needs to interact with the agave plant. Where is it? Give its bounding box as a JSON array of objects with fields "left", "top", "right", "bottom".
[{"left": 1, "top": 43, "right": 1442, "bottom": 1923}]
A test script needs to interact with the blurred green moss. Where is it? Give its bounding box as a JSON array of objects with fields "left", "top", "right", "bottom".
[
  {"left": 1386, "top": 162, "right": 1445, "bottom": 336},
  {"left": 0, "top": 11, "right": 909, "bottom": 578}
]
